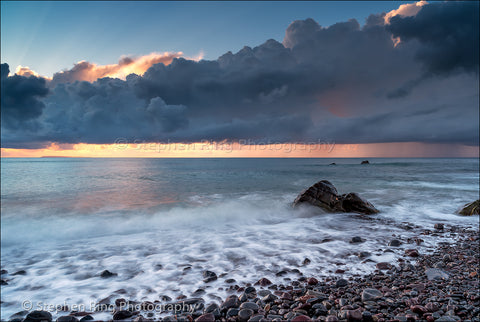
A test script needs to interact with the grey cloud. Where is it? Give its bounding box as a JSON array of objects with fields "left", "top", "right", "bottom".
[
  {"left": 1, "top": 1, "right": 478, "bottom": 148},
  {"left": 387, "top": 1, "right": 479, "bottom": 75},
  {"left": 1, "top": 63, "right": 49, "bottom": 131}
]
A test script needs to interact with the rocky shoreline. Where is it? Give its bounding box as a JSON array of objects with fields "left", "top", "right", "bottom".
[{"left": 5, "top": 223, "right": 479, "bottom": 322}]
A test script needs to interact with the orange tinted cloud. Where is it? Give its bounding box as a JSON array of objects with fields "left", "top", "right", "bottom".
[
  {"left": 13, "top": 65, "right": 44, "bottom": 78},
  {"left": 51, "top": 52, "right": 183, "bottom": 83},
  {"left": 384, "top": 1, "right": 428, "bottom": 24}
]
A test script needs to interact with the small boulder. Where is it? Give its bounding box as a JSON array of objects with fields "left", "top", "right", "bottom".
[
  {"left": 350, "top": 236, "right": 363, "bottom": 243},
  {"left": 346, "top": 308, "right": 363, "bottom": 321},
  {"left": 292, "top": 315, "right": 312, "bottom": 322},
  {"left": 293, "top": 180, "right": 341, "bottom": 212},
  {"left": 307, "top": 277, "right": 318, "bottom": 285},
  {"left": 335, "top": 279, "right": 348, "bottom": 287},
  {"left": 113, "top": 310, "right": 133, "bottom": 320},
  {"left": 361, "top": 160, "right": 370, "bottom": 164},
  {"left": 195, "top": 313, "right": 214, "bottom": 322},
  {"left": 221, "top": 295, "right": 240, "bottom": 311},
  {"left": 23, "top": 311, "right": 52, "bottom": 322},
  {"left": 341, "top": 193, "right": 379, "bottom": 215},
  {"left": 425, "top": 268, "right": 449, "bottom": 281},
  {"left": 100, "top": 270, "right": 117, "bottom": 278},
  {"left": 405, "top": 249, "right": 420, "bottom": 257},
  {"left": 238, "top": 308, "right": 254, "bottom": 321},
  {"left": 12, "top": 270, "right": 27, "bottom": 276},
  {"left": 376, "top": 262, "right": 392, "bottom": 270},
  {"left": 361, "top": 288, "right": 382, "bottom": 302},
  {"left": 256, "top": 277, "right": 272, "bottom": 286},
  {"left": 293, "top": 180, "right": 379, "bottom": 215},
  {"left": 388, "top": 239, "right": 402, "bottom": 247},
  {"left": 202, "top": 270, "right": 217, "bottom": 283},
  {"left": 457, "top": 200, "right": 479, "bottom": 216}
]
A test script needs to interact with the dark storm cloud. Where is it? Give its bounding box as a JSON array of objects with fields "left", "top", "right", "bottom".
[
  {"left": 1, "top": 63, "right": 49, "bottom": 131},
  {"left": 1, "top": 1, "right": 478, "bottom": 149},
  {"left": 387, "top": 1, "right": 479, "bottom": 75}
]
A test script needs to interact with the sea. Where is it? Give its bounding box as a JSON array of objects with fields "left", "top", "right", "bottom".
[{"left": 1, "top": 157, "right": 478, "bottom": 319}]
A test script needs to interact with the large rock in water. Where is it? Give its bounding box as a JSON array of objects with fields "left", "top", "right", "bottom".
[
  {"left": 457, "top": 200, "right": 479, "bottom": 216},
  {"left": 293, "top": 180, "right": 379, "bottom": 215}
]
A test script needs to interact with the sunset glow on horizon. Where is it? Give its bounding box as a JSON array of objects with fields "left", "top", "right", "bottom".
[{"left": 2, "top": 142, "right": 478, "bottom": 158}]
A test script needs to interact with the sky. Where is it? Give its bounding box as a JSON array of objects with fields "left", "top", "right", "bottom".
[
  {"left": 2, "top": 1, "right": 414, "bottom": 77},
  {"left": 1, "top": 1, "right": 479, "bottom": 157}
]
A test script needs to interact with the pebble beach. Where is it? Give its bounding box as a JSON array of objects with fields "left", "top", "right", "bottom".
[{"left": 4, "top": 221, "right": 478, "bottom": 322}]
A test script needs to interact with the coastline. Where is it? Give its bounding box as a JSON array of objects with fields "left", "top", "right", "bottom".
[{"left": 4, "top": 222, "right": 479, "bottom": 322}]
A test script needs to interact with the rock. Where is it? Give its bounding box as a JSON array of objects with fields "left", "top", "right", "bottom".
[
  {"left": 221, "top": 295, "right": 240, "bottom": 310},
  {"left": 240, "top": 302, "right": 259, "bottom": 312},
  {"left": 411, "top": 305, "right": 427, "bottom": 315},
  {"left": 160, "top": 295, "right": 172, "bottom": 302},
  {"left": 389, "top": 239, "right": 402, "bottom": 247},
  {"left": 292, "top": 315, "right": 312, "bottom": 321},
  {"left": 362, "top": 311, "right": 373, "bottom": 322},
  {"left": 405, "top": 249, "right": 420, "bottom": 257},
  {"left": 346, "top": 308, "right": 363, "bottom": 321},
  {"left": 57, "top": 316, "right": 79, "bottom": 322},
  {"left": 436, "top": 317, "right": 458, "bottom": 322},
  {"left": 79, "top": 316, "right": 94, "bottom": 321},
  {"left": 227, "top": 308, "right": 240, "bottom": 317},
  {"left": 23, "top": 311, "right": 52, "bottom": 322},
  {"left": 425, "top": 268, "right": 449, "bottom": 280},
  {"left": 307, "top": 277, "right": 318, "bottom": 285},
  {"left": 350, "top": 236, "right": 363, "bottom": 243},
  {"left": 238, "top": 308, "right": 254, "bottom": 321},
  {"left": 239, "top": 292, "right": 248, "bottom": 302},
  {"left": 202, "top": 270, "right": 217, "bottom": 283},
  {"left": 293, "top": 180, "right": 341, "bottom": 211},
  {"left": 293, "top": 180, "right": 379, "bottom": 215},
  {"left": 100, "top": 270, "right": 117, "bottom": 278},
  {"left": 329, "top": 163, "right": 336, "bottom": 165},
  {"left": 0, "top": 269, "right": 7, "bottom": 275},
  {"left": 425, "top": 303, "right": 439, "bottom": 312},
  {"left": 247, "top": 316, "right": 265, "bottom": 322},
  {"left": 205, "top": 303, "right": 219, "bottom": 313},
  {"left": 12, "top": 270, "right": 27, "bottom": 275},
  {"left": 361, "top": 160, "right": 370, "bottom": 164},
  {"left": 1, "top": 279, "right": 7, "bottom": 285},
  {"left": 225, "top": 278, "right": 236, "bottom": 283},
  {"left": 256, "top": 277, "right": 272, "bottom": 286},
  {"left": 195, "top": 313, "right": 214, "bottom": 322},
  {"left": 341, "top": 193, "right": 379, "bottom": 215},
  {"left": 257, "top": 290, "right": 271, "bottom": 297},
  {"left": 9, "top": 311, "right": 29, "bottom": 320},
  {"left": 262, "top": 293, "right": 278, "bottom": 302},
  {"left": 326, "top": 316, "right": 338, "bottom": 322},
  {"left": 457, "top": 200, "right": 479, "bottom": 216},
  {"left": 192, "top": 288, "right": 206, "bottom": 296},
  {"left": 376, "top": 262, "right": 392, "bottom": 270},
  {"left": 335, "top": 279, "right": 348, "bottom": 287},
  {"left": 303, "top": 258, "right": 311, "bottom": 265},
  {"left": 113, "top": 310, "right": 133, "bottom": 320},
  {"left": 361, "top": 288, "right": 382, "bottom": 302},
  {"left": 434, "top": 223, "right": 444, "bottom": 230},
  {"left": 358, "top": 251, "right": 371, "bottom": 258}
]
